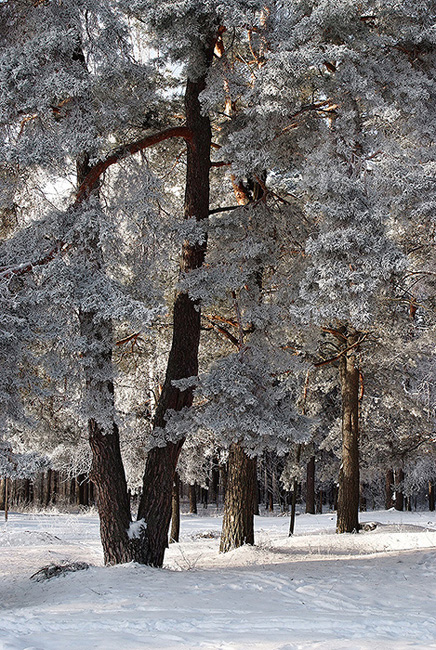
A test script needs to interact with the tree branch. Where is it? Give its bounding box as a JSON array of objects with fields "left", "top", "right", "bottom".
[{"left": 75, "top": 126, "right": 194, "bottom": 203}]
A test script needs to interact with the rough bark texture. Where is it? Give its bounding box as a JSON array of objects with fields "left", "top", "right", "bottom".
[
  {"left": 77, "top": 152, "right": 133, "bottom": 565},
  {"left": 336, "top": 330, "right": 360, "bottom": 534},
  {"left": 80, "top": 309, "right": 133, "bottom": 565},
  {"left": 170, "top": 472, "right": 180, "bottom": 543},
  {"left": 220, "top": 443, "right": 256, "bottom": 552},
  {"left": 135, "top": 42, "right": 214, "bottom": 567},
  {"left": 306, "top": 456, "right": 316, "bottom": 514}
]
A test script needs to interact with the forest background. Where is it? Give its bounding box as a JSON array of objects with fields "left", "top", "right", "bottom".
[{"left": 1, "top": 0, "right": 436, "bottom": 567}]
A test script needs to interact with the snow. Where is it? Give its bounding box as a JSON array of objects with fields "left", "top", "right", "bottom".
[
  {"left": 1, "top": 509, "right": 436, "bottom": 650},
  {"left": 127, "top": 519, "right": 147, "bottom": 540}
]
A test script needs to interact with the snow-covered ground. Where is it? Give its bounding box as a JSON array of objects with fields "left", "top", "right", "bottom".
[{"left": 1, "top": 508, "right": 436, "bottom": 650}]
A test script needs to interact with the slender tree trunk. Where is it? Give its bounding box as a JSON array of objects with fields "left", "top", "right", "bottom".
[
  {"left": 135, "top": 43, "right": 213, "bottom": 567},
  {"left": 211, "top": 462, "right": 219, "bottom": 505},
  {"left": 170, "top": 472, "right": 180, "bottom": 543},
  {"left": 4, "top": 478, "right": 8, "bottom": 521},
  {"left": 336, "top": 330, "right": 360, "bottom": 533},
  {"left": 317, "top": 489, "right": 323, "bottom": 514},
  {"left": 306, "top": 456, "right": 316, "bottom": 514},
  {"left": 0, "top": 478, "right": 5, "bottom": 511},
  {"left": 429, "top": 481, "right": 435, "bottom": 512},
  {"left": 395, "top": 468, "right": 404, "bottom": 511},
  {"left": 385, "top": 468, "right": 394, "bottom": 509},
  {"left": 289, "top": 478, "right": 298, "bottom": 536},
  {"left": 189, "top": 483, "right": 198, "bottom": 514},
  {"left": 220, "top": 443, "right": 256, "bottom": 552}
]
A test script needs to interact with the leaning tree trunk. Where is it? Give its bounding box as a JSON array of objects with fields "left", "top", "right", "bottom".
[
  {"left": 77, "top": 152, "right": 133, "bottom": 565},
  {"left": 135, "top": 42, "right": 214, "bottom": 567},
  {"left": 220, "top": 443, "right": 257, "bottom": 552},
  {"left": 336, "top": 329, "right": 360, "bottom": 533}
]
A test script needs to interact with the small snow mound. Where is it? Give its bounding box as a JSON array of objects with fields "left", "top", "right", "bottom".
[
  {"left": 127, "top": 518, "right": 147, "bottom": 539},
  {"left": 193, "top": 530, "right": 220, "bottom": 539}
]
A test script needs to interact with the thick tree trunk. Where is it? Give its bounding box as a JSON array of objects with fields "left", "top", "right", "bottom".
[
  {"left": 135, "top": 44, "right": 213, "bottom": 567},
  {"left": 170, "top": 472, "right": 180, "bottom": 543},
  {"left": 385, "top": 468, "right": 394, "bottom": 509},
  {"left": 336, "top": 330, "right": 360, "bottom": 533},
  {"left": 220, "top": 443, "right": 256, "bottom": 552},
  {"left": 306, "top": 456, "right": 316, "bottom": 514},
  {"left": 80, "top": 306, "right": 133, "bottom": 565},
  {"left": 75, "top": 149, "right": 135, "bottom": 565}
]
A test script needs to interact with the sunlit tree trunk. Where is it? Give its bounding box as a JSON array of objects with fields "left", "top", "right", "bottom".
[
  {"left": 220, "top": 443, "right": 256, "bottom": 552},
  {"left": 77, "top": 152, "right": 133, "bottom": 565},
  {"left": 336, "top": 329, "right": 360, "bottom": 534},
  {"left": 135, "top": 41, "right": 214, "bottom": 567}
]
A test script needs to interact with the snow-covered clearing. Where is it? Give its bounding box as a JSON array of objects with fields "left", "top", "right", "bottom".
[{"left": 1, "top": 509, "right": 436, "bottom": 650}]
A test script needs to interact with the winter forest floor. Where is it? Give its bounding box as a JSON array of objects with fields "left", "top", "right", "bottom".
[{"left": 1, "top": 509, "right": 436, "bottom": 650}]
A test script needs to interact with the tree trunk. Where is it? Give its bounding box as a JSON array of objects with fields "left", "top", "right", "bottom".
[
  {"left": 170, "top": 472, "right": 180, "bottom": 543},
  {"left": 211, "top": 462, "right": 220, "bottom": 505},
  {"left": 385, "top": 468, "right": 394, "bottom": 509},
  {"left": 0, "top": 478, "right": 5, "bottom": 511},
  {"left": 75, "top": 149, "right": 135, "bottom": 565},
  {"left": 336, "top": 330, "right": 360, "bottom": 533},
  {"left": 395, "top": 468, "right": 404, "bottom": 511},
  {"left": 220, "top": 443, "right": 256, "bottom": 552},
  {"left": 189, "top": 483, "right": 198, "bottom": 514},
  {"left": 429, "top": 481, "right": 435, "bottom": 512},
  {"left": 289, "top": 479, "right": 298, "bottom": 536},
  {"left": 4, "top": 478, "right": 8, "bottom": 521},
  {"left": 80, "top": 298, "right": 133, "bottom": 564},
  {"left": 306, "top": 456, "right": 316, "bottom": 514},
  {"left": 135, "top": 42, "right": 214, "bottom": 567}
]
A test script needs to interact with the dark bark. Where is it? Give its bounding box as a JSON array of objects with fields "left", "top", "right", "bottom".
[
  {"left": 429, "top": 481, "right": 435, "bottom": 512},
  {"left": 80, "top": 306, "right": 133, "bottom": 565},
  {"left": 88, "top": 419, "right": 133, "bottom": 564},
  {"left": 385, "top": 469, "right": 394, "bottom": 509},
  {"left": 317, "top": 489, "right": 323, "bottom": 514},
  {"left": 289, "top": 480, "right": 298, "bottom": 536},
  {"left": 77, "top": 152, "right": 134, "bottom": 565},
  {"left": 135, "top": 42, "right": 214, "bottom": 567},
  {"left": 395, "top": 468, "right": 404, "bottom": 511},
  {"left": 189, "top": 483, "right": 198, "bottom": 514},
  {"left": 4, "top": 478, "right": 8, "bottom": 521},
  {"left": 220, "top": 443, "right": 256, "bottom": 552},
  {"left": 170, "top": 472, "right": 180, "bottom": 543},
  {"left": 336, "top": 330, "right": 360, "bottom": 534},
  {"left": 306, "top": 456, "right": 316, "bottom": 514},
  {"left": 211, "top": 461, "right": 220, "bottom": 504}
]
